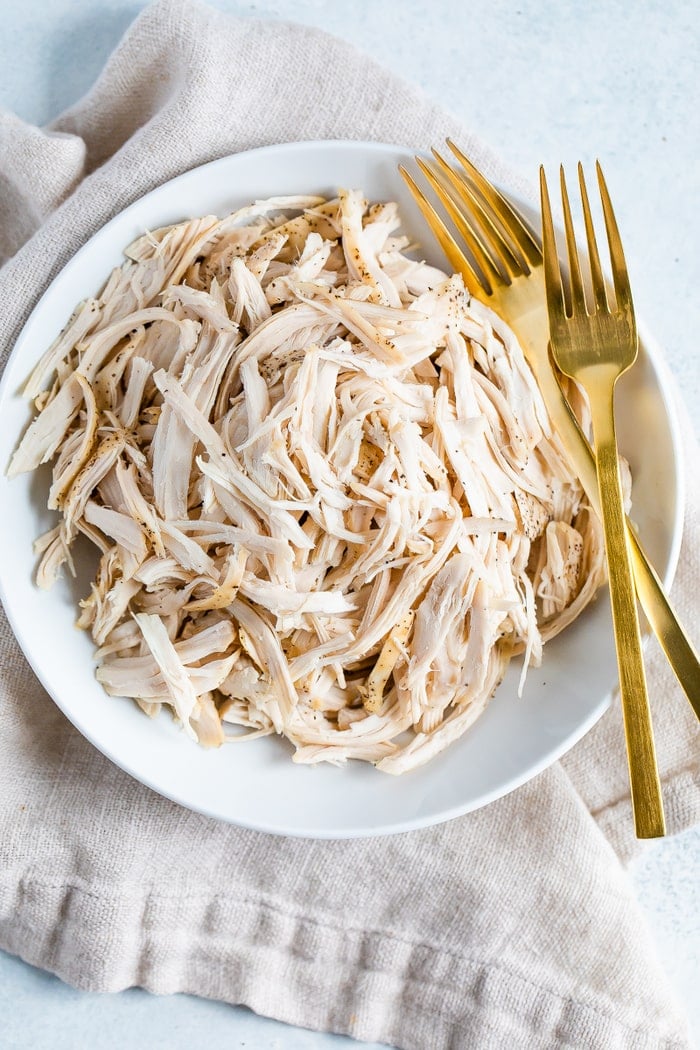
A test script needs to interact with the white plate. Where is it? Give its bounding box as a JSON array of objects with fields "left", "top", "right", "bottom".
[{"left": 0, "top": 140, "right": 684, "bottom": 838}]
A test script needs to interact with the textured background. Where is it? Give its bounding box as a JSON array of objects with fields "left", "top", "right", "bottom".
[{"left": 1, "top": 2, "right": 698, "bottom": 1047}]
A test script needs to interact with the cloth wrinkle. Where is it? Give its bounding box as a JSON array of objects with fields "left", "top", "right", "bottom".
[{"left": 0, "top": 867, "right": 691, "bottom": 1041}]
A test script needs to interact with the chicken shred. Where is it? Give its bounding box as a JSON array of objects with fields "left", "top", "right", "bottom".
[{"left": 8, "top": 191, "right": 607, "bottom": 773}]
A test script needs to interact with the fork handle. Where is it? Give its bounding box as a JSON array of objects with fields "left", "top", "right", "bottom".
[
  {"left": 589, "top": 373, "right": 666, "bottom": 839},
  {"left": 627, "top": 526, "right": 700, "bottom": 721},
  {"left": 540, "top": 345, "right": 700, "bottom": 722}
]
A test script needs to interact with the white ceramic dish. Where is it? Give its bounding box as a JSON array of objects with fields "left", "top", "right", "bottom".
[{"left": 0, "top": 140, "right": 684, "bottom": 838}]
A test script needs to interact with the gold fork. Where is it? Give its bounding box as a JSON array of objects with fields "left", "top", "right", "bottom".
[
  {"left": 400, "top": 141, "right": 700, "bottom": 724},
  {"left": 540, "top": 163, "right": 664, "bottom": 838}
]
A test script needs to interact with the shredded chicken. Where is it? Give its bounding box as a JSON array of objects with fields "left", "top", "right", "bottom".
[{"left": 8, "top": 190, "right": 608, "bottom": 772}]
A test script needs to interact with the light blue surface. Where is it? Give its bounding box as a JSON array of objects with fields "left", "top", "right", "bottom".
[{"left": 1, "top": 2, "right": 698, "bottom": 1048}]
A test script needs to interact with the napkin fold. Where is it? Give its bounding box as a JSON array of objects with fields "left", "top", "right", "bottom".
[{"left": 0, "top": 2, "right": 698, "bottom": 1047}]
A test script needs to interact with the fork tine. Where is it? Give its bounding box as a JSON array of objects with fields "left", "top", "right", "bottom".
[
  {"left": 539, "top": 166, "right": 566, "bottom": 320},
  {"left": 578, "top": 162, "right": 608, "bottom": 312},
  {"left": 415, "top": 155, "right": 504, "bottom": 289},
  {"left": 399, "top": 165, "right": 484, "bottom": 296},
  {"left": 446, "top": 138, "right": 542, "bottom": 267},
  {"left": 428, "top": 149, "right": 520, "bottom": 282},
  {"left": 596, "top": 160, "right": 633, "bottom": 315},
  {"left": 559, "top": 166, "right": 587, "bottom": 315}
]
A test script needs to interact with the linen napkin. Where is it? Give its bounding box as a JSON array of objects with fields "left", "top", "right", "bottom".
[{"left": 1, "top": 2, "right": 698, "bottom": 1047}]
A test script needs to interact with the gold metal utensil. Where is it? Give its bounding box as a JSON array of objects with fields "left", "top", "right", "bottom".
[
  {"left": 539, "top": 162, "right": 664, "bottom": 838},
  {"left": 399, "top": 142, "right": 700, "bottom": 725}
]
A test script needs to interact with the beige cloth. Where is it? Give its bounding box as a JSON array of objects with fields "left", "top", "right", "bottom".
[{"left": 1, "top": 2, "right": 698, "bottom": 1046}]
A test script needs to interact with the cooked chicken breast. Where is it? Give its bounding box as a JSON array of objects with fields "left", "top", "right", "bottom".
[{"left": 8, "top": 192, "right": 607, "bottom": 772}]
